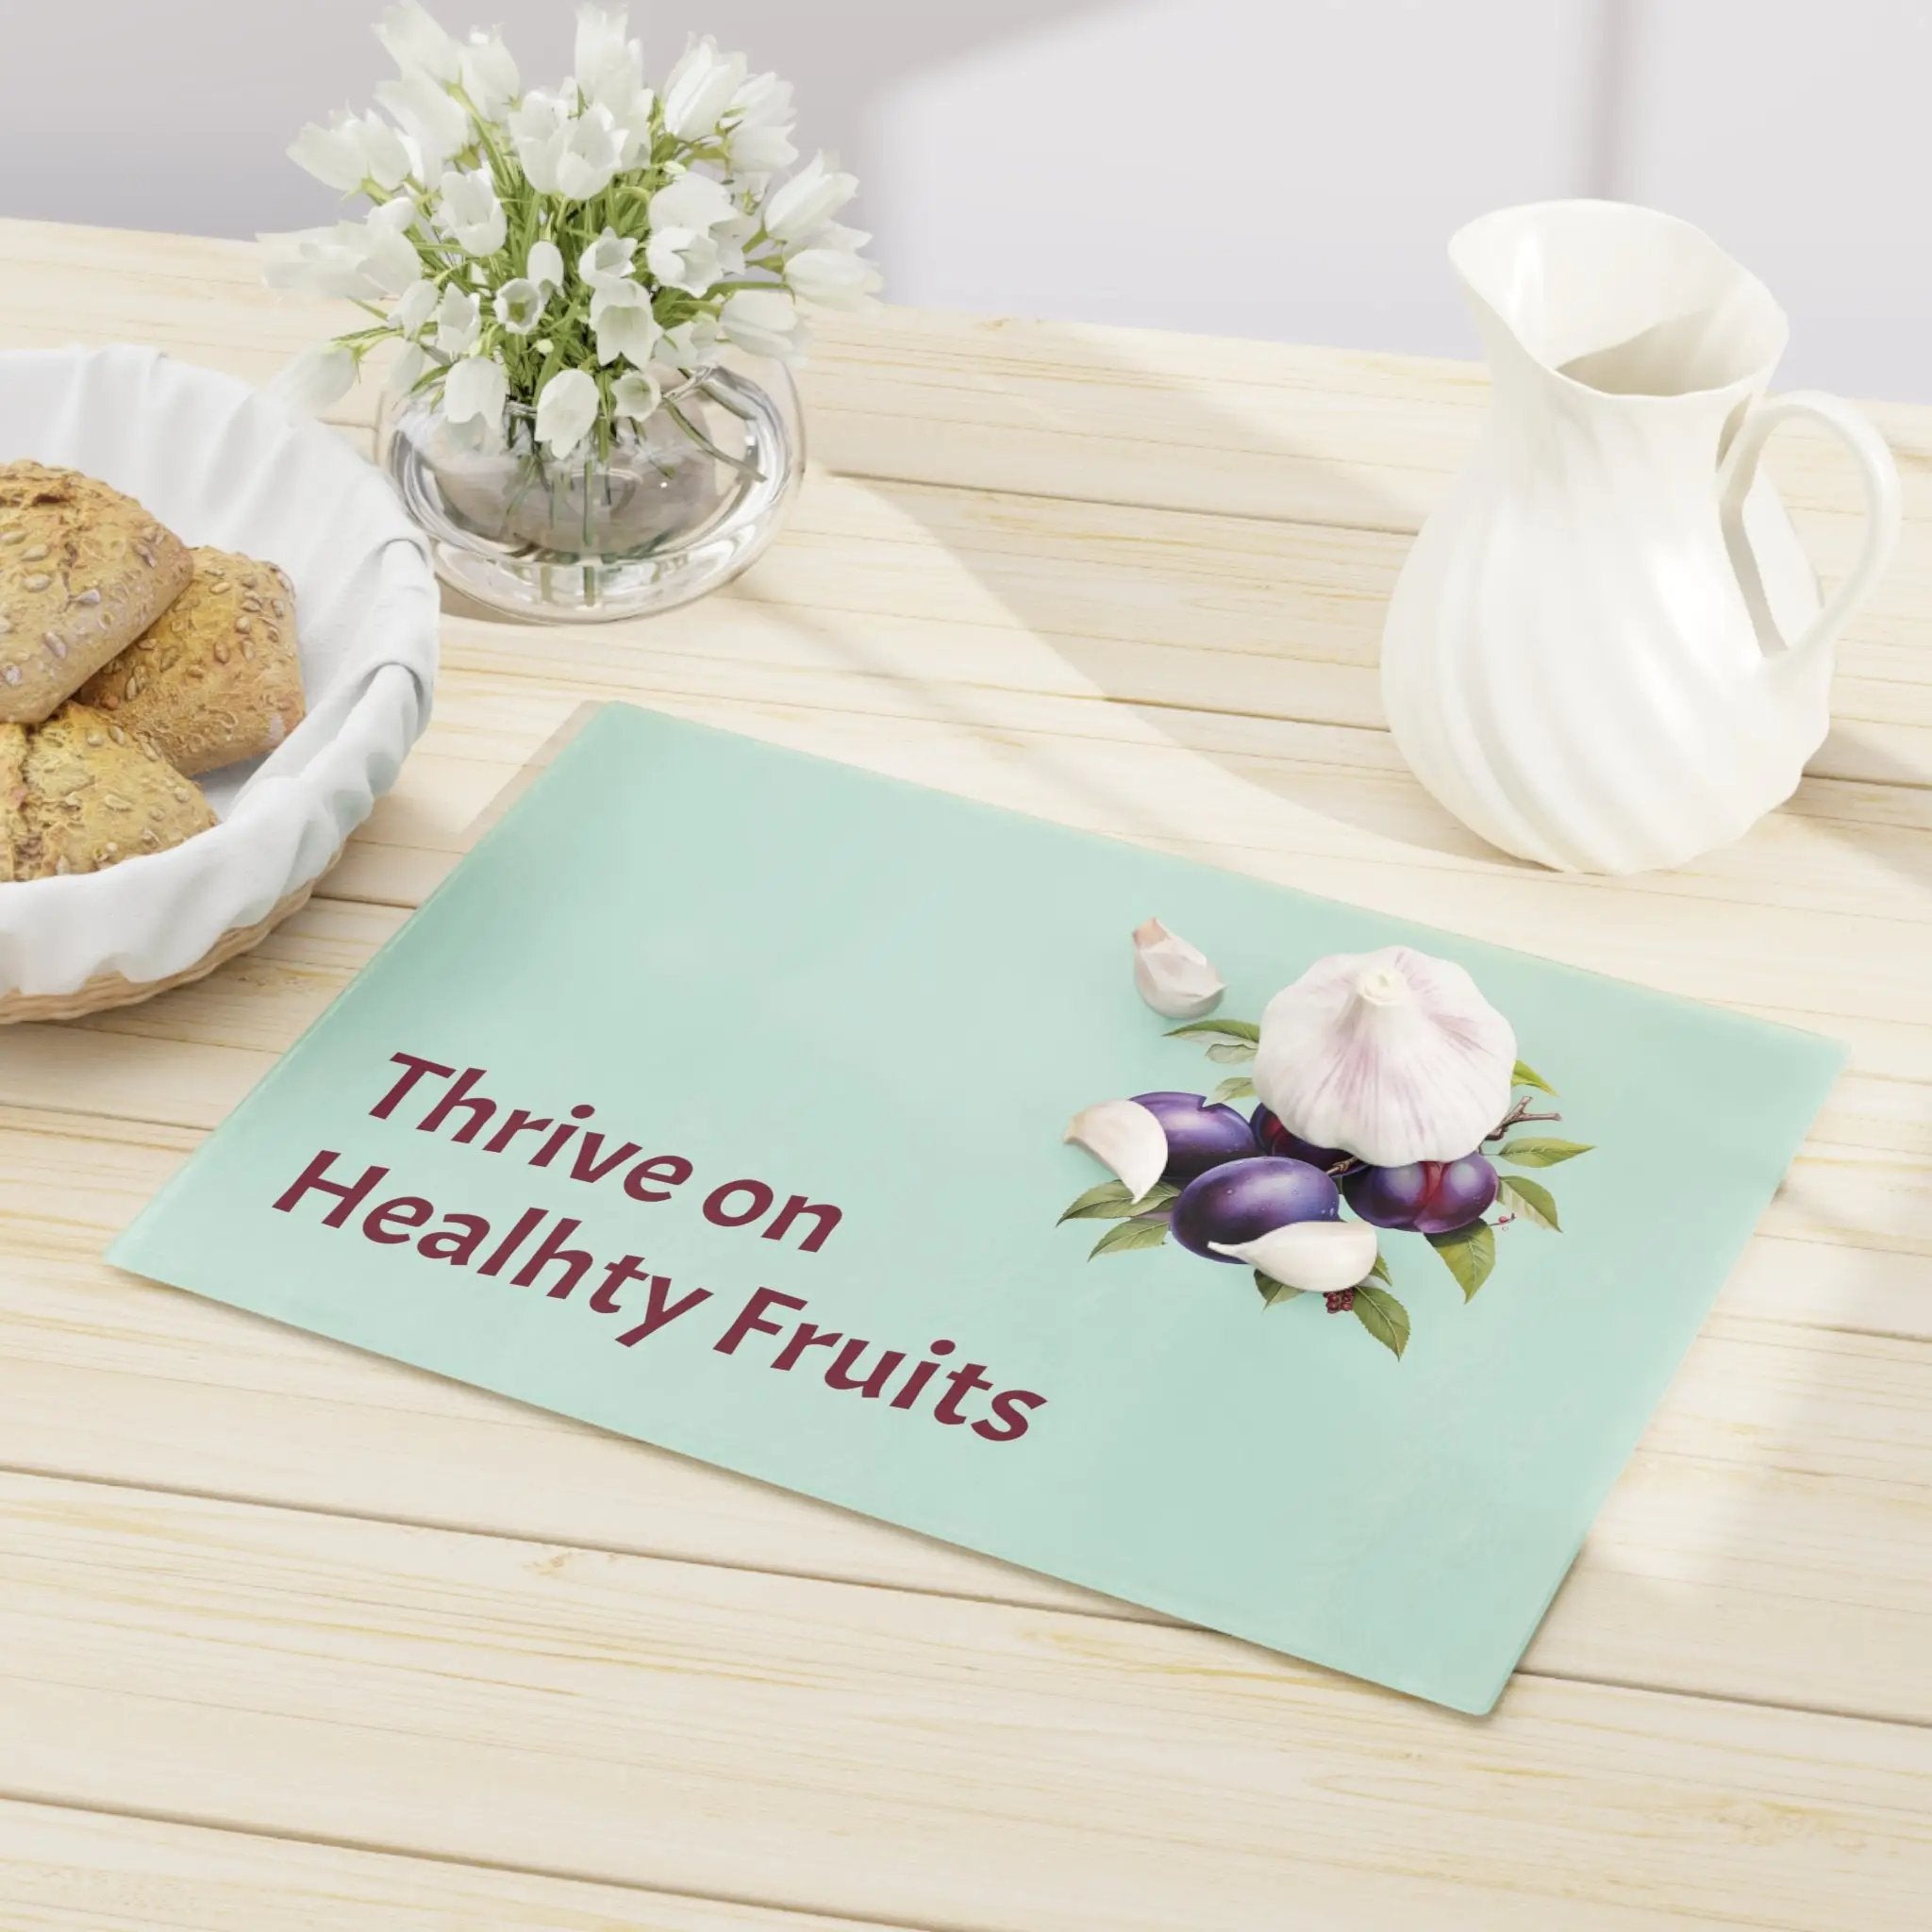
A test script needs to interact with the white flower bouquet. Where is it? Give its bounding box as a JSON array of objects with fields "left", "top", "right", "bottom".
[{"left": 264, "top": 1, "right": 879, "bottom": 474}]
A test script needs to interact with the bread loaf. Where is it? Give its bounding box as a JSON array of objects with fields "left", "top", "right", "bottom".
[
  {"left": 0, "top": 462, "right": 192, "bottom": 725},
  {"left": 0, "top": 723, "right": 26, "bottom": 885},
  {"left": 0, "top": 702, "right": 214, "bottom": 880},
  {"left": 77, "top": 547, "right": 304, "bottom": 774}
]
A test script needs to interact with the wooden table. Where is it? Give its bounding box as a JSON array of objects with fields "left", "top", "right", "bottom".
[{"left": 1, "top": 219, "right": 1929, "bottom": 1930}]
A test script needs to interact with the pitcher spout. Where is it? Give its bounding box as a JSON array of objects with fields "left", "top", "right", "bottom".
[{"left": 1451, "top": 201, "right": 1788, "bottom": 410}]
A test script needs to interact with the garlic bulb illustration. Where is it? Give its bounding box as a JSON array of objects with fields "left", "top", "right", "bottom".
[
  {"left": 1131, "top": 917, "right": 1224, "bottom": 1020},
  {"left": 1064, "top": 1098, "right": 1169, "bottom": 1203},
  {"left": 1209, "top": 1219, "right": 1378, "bottom": 1295},
  {"left": 1251, "top": 944, "right": 1516, "bottom": 1168}
]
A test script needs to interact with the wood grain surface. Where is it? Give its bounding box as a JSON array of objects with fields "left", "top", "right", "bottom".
[{"left": 0, "top": 218, "right": 1927, "bottom": 1928}]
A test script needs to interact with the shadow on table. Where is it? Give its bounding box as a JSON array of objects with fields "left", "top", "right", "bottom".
[
  {"left": 796, "top": 310, "right": 1510, "bottom": 871},
  {"left": 1793, "top": 726, "right": 1932, "bottom": 892}
]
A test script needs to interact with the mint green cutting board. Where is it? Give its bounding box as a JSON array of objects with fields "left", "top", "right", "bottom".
[{"left": 111, "top": 704, "right": 1843, "bottom": 1712}]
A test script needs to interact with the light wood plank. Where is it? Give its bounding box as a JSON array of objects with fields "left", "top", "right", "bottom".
[
  {"left": 326, "top": 663, "right": 1932, "bottom": 941},
  {"left": 1, "top": 1108, "right": 1929, "bottom": 1724},
  {"left": 0, "top": 1798, "right": 893, "bottom": 1932},
  {"left": 414, "top": 468, "right": 1932, "bottom": 791},
  {"left": 2, "top": 222, "right": 1924, "bottom": 790},
  {"left": 2, "top": 213, "right": 1926, "bottom": 651},
  {"left": 420, "top": 602, "right": 1932, "bottom": 924},
  {"left": 3, "top": 1473, "right": 1929, "bottom": 1932},
  {"left": 3, "top": 216, "right": 1925, "bottom": 538},
  {"left": 17, "top": 663, "right": 1929, "bottom": 1078}
]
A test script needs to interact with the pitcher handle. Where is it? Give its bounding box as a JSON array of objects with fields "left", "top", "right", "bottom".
[{"left": 1719, "top": 389, "right": 1902, "bottom": 667}]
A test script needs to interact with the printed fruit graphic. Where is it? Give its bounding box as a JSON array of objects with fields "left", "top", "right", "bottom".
[
  {"left": 1131, "top": 1091, "right": 1258, "bottom": 1181},
  {"left": 1060, "top": 944, "right": 1594, "bottom": 1360},
  {"left": 1250, "top": 1103, "right": 1353, "bottom": 1172},
  {"left": 1171, "top": 1155, "right": 1340, "bottom": 1262},
  {"left": 1343, "top": 1155, "right": 1499, "bottom": 1235}
]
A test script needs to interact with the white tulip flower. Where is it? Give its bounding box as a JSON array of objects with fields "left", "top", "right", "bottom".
[
  {"left": 765, "top": 151, "right": 858, "bottom": 245},
  {"left": 786, "top": 244, "right": 882, "bottom": 310},
  {"left": 574, "top": 4, "right": 628, "bottom": 79},
  {"left": 386, "top": 340, "right": 429, "bottom": 397},
  {"left": 575, "top": 3, "right": 651, "bottom": 146},
  {"left": 612, "top": 367, "right": 663, "bottom": 423},
  {"left": 648, "top": 171, "right": 736, "bottom": 234},
  {"left": 376, "top": 68, "right": 469, "bottom": 172},
  {"left": 433, "top": 284, "right": 481, "bottom": 355},
  {"left": 720, "top": 287, "right": 801, "bottom": 360},
  {"left": 288, "top": 120, "right": 365, "bottom": 192},
  {"left": 437, "top": 167, "right": 507, "bottom": 257},
  {"left": 661, "top": 35, "right": 746, "bottom": 140},
  {"left": 577, "top": 227, "right": 637, "bottom": 288},
  {"left": 443, "top": 351, "right": 508, "bottom": 431},
  {"left": 508, "top": 89, "right": 571, "bottom": 192},
  {"left": 725, "top": 72, "right": 796, "bottom": 179},
  {"left": 535, "top": 367, "right": 599, "bottom": 458},
  {"left": 259, "top": 225, "right": 366, "bottom": 299},
  {"left": 272, "top": 343, "right": 357, "bottom": 413},
  {"left": 643, "top": 173, "right": 740, "bottom": 293},
  {"left": 590, "top": 280, "right": 661, "bottom": 366},
  {"left": 458, "top": 28, "right": 520, "bottom": 117},
  {"left": 261, "top": 213, "right": 410, "bottom": 301},
  {"left": 375, "top": 0, "right": 459, "bottom": 81},
  {"left": 289, "top": 109, "right": 411, "bottom": 192},
  {"left": 538, "top": 103, "right": 626, "bottom": 202},
  {"left": 360, "top": 115, "right": 415, "bottom": 191},
  {"left": 526, "top": 240, "right": 565, "bottom": 292},
  {"left": 392, "top": 275, "right": 440, "bottom": 337},
  {"left": 493, "top": 277, "right": 547, "bottom": 334},
  {"left": 653, "top": 314, "right": 721, "bottom": 371},
  {"left": 360, "top": 200, "right": 424, "bottom": 295},
  {"left": 645, "top": 226, "right": 724, "bottom": 297}
]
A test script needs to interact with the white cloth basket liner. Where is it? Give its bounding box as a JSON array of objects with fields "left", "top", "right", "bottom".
[{"left": 0, "top": 344, "right": 439, "bottom": 996}]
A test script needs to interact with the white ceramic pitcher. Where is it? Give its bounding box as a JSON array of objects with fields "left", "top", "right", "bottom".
[{"left": 1381, "top": 201, "right": 1901, "bottom": 874}]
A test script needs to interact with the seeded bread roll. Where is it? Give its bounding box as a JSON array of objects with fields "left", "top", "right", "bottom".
[
  {"left": 0, "top": 462, "right": 193, "bottom": 725},
  {"left": 77, "top": 548, "right": 304, "bottom": 775},
  {"left": 0, "top": 702, "right": 215, "bottom": 880},
  {"left": 0, "top": 724, "right": 25, "bottom": 884}
]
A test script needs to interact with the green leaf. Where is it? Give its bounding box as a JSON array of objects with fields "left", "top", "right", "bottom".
[
  {"left": 1427, "top": 1221, "right": 1496, "bottom": 1299},
  {"left": 1089, "top": 1218, "right": 1171, "bottom": 1258},
  {"left": 1254, "top": 1269, "right": 1306, "bottom": 1307},
  {"left": 1511, "top": 1058, "right": 1557, "bottom": 1096},
  {"left": 1497, "top": 1137, "right": 1592, "bottom": 1168},
  {"left": 1351, "top": 1281, "right": 1410, "bottom": 1357},
  {"left": 1365, "top": 1250, "right": 1392, "bottom": 1288},
  {"left": 1206, "top": 1040, "right": 1257, "bottom": 1064},
  {"left": 1165, "top": 1018, "right": 1260, "bottom": 1043},
  {"left": 1210, "top": 1074, "right": 1257, "bottom": 1104},
  {"left": 1058, "top": 1179, "right": 1179, "bottom": 1224},
  {"left": 1058, "top": 1179, "right": 1132, "bottom": 1223},
  {"left": 1498, "top": 1175, "right": 1560, "bottom": 1231}
]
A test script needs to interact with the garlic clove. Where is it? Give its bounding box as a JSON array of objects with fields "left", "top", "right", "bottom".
[
  {"left": 1209, "top": 1219, "right": 1379, "bottom": 1294},
  {"left": 1132, "top": 917, "right": 1225, "bottom": 1020},
  {"left": 1064, "top": 1098, "right": 1169, "bottom": 1203},
  {"left": 1252, "top": 944, "right": 1516, "bottom": 1169}
]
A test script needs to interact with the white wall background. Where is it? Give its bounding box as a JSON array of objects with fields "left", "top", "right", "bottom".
[{"left": 1, "top": 0, "right": 1926, "bottom": 396}]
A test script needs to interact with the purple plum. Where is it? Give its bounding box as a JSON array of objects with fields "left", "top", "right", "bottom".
[
  {"left": 1249, "top": 1103, "right": 1354, "bottom": 1172},
  {"left": 1130, "top": 1091, "right": 1258, "bottom": 1182},
  {"left": 1343, "top": 1155, "right": 1498, "bottom": 1236},
  {"left": 1171, "top": 1155, "right": 1341, "bottom": 1262}
]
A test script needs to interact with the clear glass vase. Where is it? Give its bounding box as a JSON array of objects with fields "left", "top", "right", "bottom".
[{"left": 376, "top": 362, "right": 804, "bottom": 622}]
